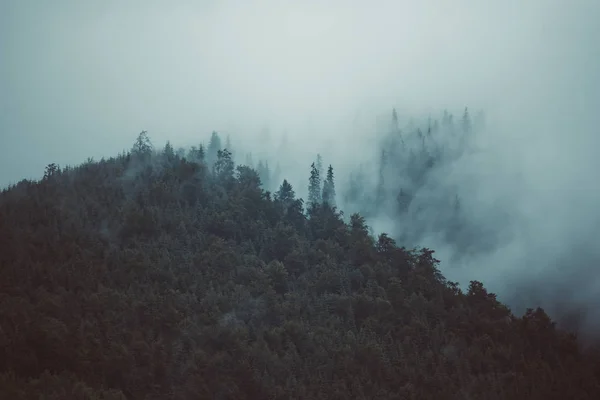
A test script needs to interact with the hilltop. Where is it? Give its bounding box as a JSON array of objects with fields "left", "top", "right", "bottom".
[{"left": 1, "top": 131, "right": 600, "bottom": 399}]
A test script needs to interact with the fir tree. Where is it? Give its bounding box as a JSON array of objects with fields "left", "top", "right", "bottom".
[
  {"left": 163, "top": 141, "right": 175, "bottom": 161},
  {"left": 43, "top": 163, "right": 60, "bottom": 181},
  {"left": 197, "top": 144, "right": 206, "bottom": 161},
  {"left": 322, "top": 164, "right": 336, "bottom": 207},
  {"left": 213, "top": 149, "right": 234, "bottom": 181},
  {"left": 132, "top": 130, "right": 153, "bottom": 158},
  {"left": 276, "top": 179, "right": 295, "bottom": 205},
  {"left": 308, "top": 162, "right": 322, "bottom": 206}
]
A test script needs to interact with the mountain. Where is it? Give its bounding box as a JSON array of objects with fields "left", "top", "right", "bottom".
[{"left": 1, "top": 131, "right": 600, "bottom": 399}]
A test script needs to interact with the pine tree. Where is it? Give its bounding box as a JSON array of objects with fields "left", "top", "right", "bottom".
[
  {"left": 322, "top": 164, "right": 336, "bottom": 207},
  {"left": 213, "top": 149, "right": 234, "bottom": 180},
  {"left": 163, "top": 141, "right": 175, "bottom": 161},
  {"left": 43, "top": 163, "right": 60, "bottom": 181},
  {"left": 308, "top": 162, "right": 321, "bottom": 206},
  {"left": 132, "top": 130, "right": 153, "bottom": 158},
  {"left": 276, "top": 179, "right": 305, "bottom": 228},
  {"left": 275, "top": 179, "right": 295, "bottom": 205}
]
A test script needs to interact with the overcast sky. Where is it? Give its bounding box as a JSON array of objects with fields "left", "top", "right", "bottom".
[
  {"left": 2, "top": 0, "right": 598, "bottom": 186},
  {"left": 2, "top": 1, "right": 600, "bottom": 332}
]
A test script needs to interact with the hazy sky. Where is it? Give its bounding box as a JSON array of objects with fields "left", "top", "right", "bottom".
[
  {"left": 2, "top": 1, "right": 600, "bottom": 332},
  {"left": 3, "top": 0, "right": 598, "bottom": 186}
]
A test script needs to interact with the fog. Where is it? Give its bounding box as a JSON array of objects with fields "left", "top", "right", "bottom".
[{"left": 2, "top": 0, "right": 600, "bottom": 338}]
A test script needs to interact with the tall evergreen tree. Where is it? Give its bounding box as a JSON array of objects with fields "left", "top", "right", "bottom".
[
  {"left": 308, "top": 162, "right": 321, "bottom": 206},
  {"left": 132, "top": 130, "right": 153, "bottom": 159},
  {"left": 43, "top": 163, "right": 60, "bottom": 181},
  {"left": 213, "top": 149, "right": 234, "bottom": 181},
  {"left": 275, "top": 179, "right": 295, "bottom": 205},
  {"left": 322, "top": 164, "right": 336, "bottom": 207},
  {"left": 163, "top": 141, "right": 175, "bottom": 161}
]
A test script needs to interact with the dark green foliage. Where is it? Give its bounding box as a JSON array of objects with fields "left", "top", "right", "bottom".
[
  {"left": 308, "top": 161, "right": 321, "bottom": 207},
  {"left": 131, "top": 130, "right": 153, "bottom": 159},
  {"left": 322, "top": 164, "right": 336, "bottom": 207},
  {"left": 163, "top": 140, "right": 175, "bottom": 162},
  {"left": 213, "top": 149, "right": 235, "bottom": 182},
  {"left": 275, "top": 179, "right": 295, "bottom": 205},
  {"left": 0, "top": 131, "right": 599, "bottom": 399}
]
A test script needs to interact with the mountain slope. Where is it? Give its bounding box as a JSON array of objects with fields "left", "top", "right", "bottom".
[{"left": 1, "top": 139, "right": 600, "bottom": 399}]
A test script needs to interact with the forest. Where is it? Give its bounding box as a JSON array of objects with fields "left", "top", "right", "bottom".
[{"left": 2, "top": 113, "right": 600, "bottom": 399}]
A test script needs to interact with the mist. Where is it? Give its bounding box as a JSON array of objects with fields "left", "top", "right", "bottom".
[{"left": 2, "top": 0, "right": 600, "bottom": 338}]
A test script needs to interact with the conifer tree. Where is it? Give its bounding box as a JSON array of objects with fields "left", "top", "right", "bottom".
[
  {"left": 322, "top": 164, "right": 336, "bottom": 207},
  {"left": 163, "top": 141, "right": 175, "bottom": 161},
  {"left": 308, "top": 162, "right": 321, "bottom": 206},
  {"left": 187, "top": 145, "right": 205, "bottom": 162},
  {"left": 276, "top": 179, "right": 295, "bottom": 205},
  {"left": 132, "top": 130, "right": 153, "bottom": 158},
  {"left": 43, "top": 163, "right": 60, "bottom": 181},
  {"left": 213, "top": 149, "right": 234, "bottom": 180}
]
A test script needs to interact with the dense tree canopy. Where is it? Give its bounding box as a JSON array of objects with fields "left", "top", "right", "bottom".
[{"left": 1, "top": 129, "right": 600, "bottom": 399}]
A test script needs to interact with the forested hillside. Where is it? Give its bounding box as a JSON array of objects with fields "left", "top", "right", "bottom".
[{"left": 1, "top": 130, "right": 600, "bottom": 399}]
